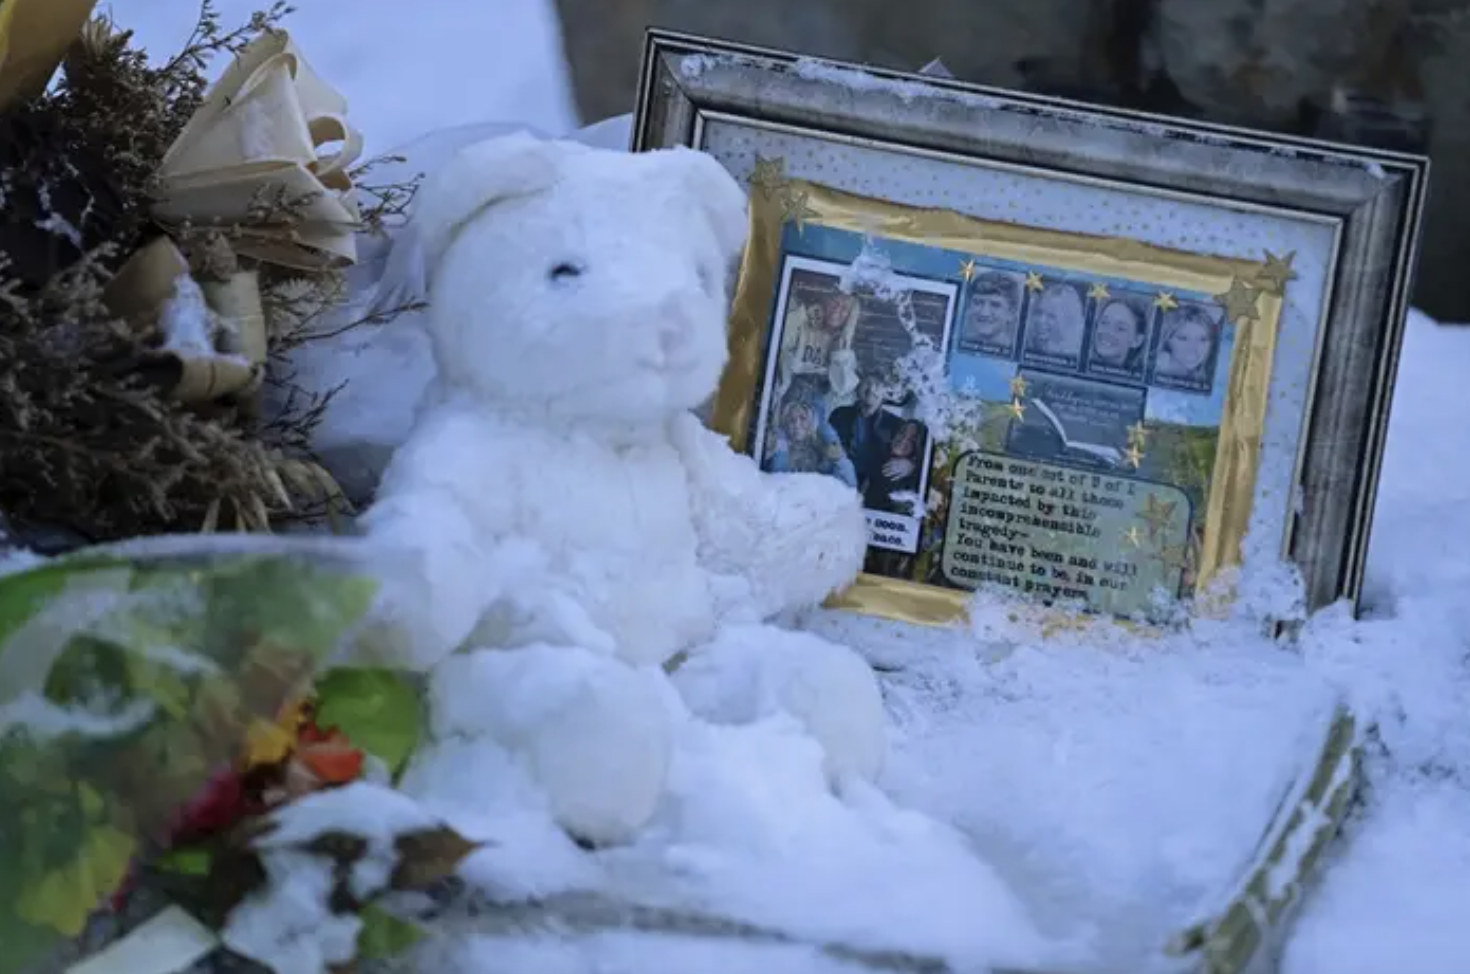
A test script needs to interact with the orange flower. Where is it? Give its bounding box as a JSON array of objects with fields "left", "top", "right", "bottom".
[
  {"left": 240, "top": 694, "right": 366, "bottom": 807},
  {"left": 295, "top": 720, "right": 364, "bottom": 784}
]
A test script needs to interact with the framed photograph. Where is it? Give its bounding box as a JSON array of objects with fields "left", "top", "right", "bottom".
[{"left": 633, "top": 30, "right": 1428, "bottom": 628}]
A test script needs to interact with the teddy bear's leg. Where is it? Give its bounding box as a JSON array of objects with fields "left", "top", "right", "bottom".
[
  {"left": 427, "top": 644, "right": 677, "bottom": 847},
  {"left": 669, "top": 625, "right": 887, "bottom": 786}
]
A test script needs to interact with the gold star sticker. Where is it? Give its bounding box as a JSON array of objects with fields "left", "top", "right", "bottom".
[
  {"left": 1127, "top": 421, "right": 1149, "bottom": 449},
  {"left": 1154, "top": 291, "right": 1179, "bottom": 312},
  {"left": 1024, "top": 271, "right": 1045, "bottom": 292},
  {"left": 1009, "top": 374, "right": 1029, "bottom": 399},
  {"left": 1124, "top": 445, "right": 1145, "bottom": 469},
  {"left": 748, "top": 155, "right": 787, "bottom": 199},
  {"left": 1122, "top": 526, "right": 1144, "bottom": 548},
  {"left": 1137, "top": 492, "right": 1177, "bottom": 539},
  {"left": 1215, "top": 277, "right": 1262, "bottom": 324},
  {"left": 780, "top": 189, "right": 820, "bottom": 233},
  {"left": 1255, "top": 250, "right": 1298, "bottom": 294},
  {"left": 1006, "top": 398, "right": 1026, "bottom": 420},
  {"left": 1087, "top": 282, "right": 1111, "bottom": 301},
  {"left": 959, "top": 258, "right": 978, "bottom": 282}
]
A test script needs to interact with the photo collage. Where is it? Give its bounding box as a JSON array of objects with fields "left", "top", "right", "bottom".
[
  {"left": 752, "top": 252, "right": 955, "bottom": 564},
  {"left": 749, "top": 222, "right": 1235, "bottom": 603}
]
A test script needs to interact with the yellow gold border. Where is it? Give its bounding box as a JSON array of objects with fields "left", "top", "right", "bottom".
[{"left": 716, "top": 175, "right": 1284, "bottom": 628}]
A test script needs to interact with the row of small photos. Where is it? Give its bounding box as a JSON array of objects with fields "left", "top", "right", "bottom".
[{"left": 954, "top": 269, "right": 1223, "bottom": 396}]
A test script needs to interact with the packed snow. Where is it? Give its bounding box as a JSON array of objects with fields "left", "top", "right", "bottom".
[
  {"left": 223, "top": 784, "right": 449, "bottom": 974},
  {"left": 17, "top": 4, "right": 1464, "bottom": 974}
]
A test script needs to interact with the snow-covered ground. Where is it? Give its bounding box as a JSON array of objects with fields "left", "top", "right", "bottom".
[{"left": 100, "top": 3, "right": 1470, "bottom": 972}]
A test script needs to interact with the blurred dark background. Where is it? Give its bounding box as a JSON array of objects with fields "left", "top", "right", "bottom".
[{"left": 551, "top": 0, "right": 1467, "bottom": 321}]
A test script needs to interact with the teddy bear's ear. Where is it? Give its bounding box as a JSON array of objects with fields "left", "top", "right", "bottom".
[
  {"left": 666, "top": 147, "right": 750, "bottom": 263},
  {"left": 412, "top": 132, "right": 568, "bottom": 279}
]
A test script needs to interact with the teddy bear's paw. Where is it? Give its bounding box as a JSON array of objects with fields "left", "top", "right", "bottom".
[
  {"left": 424, "top": 645, "right": 675, "bottom": 845},
  {"left": 527, "top": 657, "right": 676, "bottom": 846},
  {"left": 764, "top": 476, "right": 869, "bottom": 601},
  {"left": 674, "top": 626, "right": 887, "bottom": 786},
  {"left": 767, "top": 635, "right": 887, "bottom": 786}
]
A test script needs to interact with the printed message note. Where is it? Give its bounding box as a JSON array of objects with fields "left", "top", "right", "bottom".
[{"left": 940, "top": 451, "right": 1193, "bottom": 615}]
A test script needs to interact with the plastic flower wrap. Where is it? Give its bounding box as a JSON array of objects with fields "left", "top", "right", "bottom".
[{"left": 0, "top": 536, "right": 422, "bottom": 974}]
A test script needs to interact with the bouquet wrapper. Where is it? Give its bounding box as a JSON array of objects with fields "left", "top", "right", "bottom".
[
  {"left": 151, "top": 30, "right": 363, "bottom": 271},
  {"left": 0, "top": 535, "right": 401, "bottom": 974},
  {"left": 0, "top": 0, "right": 99, "bottom": 111},
  {"left": 102, "top": 238, "right": 269, "bottom": 404}
]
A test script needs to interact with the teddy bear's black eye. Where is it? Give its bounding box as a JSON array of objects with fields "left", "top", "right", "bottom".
[{"left": 549, "top": 262, "right": 584, "bottom": 282}]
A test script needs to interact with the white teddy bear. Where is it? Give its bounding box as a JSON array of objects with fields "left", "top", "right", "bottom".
[{"left": 360, "top": 132, "right": 886, "bottom": 846}]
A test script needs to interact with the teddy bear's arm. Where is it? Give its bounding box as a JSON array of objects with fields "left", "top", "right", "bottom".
[
  {"left": 357, "top": 405, "right": 536, "bottom": 667},
  {"left": 671, "top": 413, "right": 869, "bottom": 619}
]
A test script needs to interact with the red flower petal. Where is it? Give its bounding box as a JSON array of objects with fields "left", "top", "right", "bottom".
[{"left": 170, "top": 766, "right": 254, "bottom": 843}]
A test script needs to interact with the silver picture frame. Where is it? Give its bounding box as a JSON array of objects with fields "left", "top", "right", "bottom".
[{"left": 632, "top": 28, "right": 1429, "bottom": 624}]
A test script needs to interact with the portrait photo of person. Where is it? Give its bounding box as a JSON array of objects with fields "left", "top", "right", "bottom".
[
  {"left": 863, "top": 419, "right": 928, "bottom": 516},
  {"left": 1085, "top": 294, "right": 1153, "bottom": 382},
  {"left": 1021, "top": 279, "right": 1087, "bottom": 369},
  {"left": 957, "top": 270, "right": 1024, "bottom": 358},
  {"left": 774, "top": 277, "right": 863, "bottom": 415},
  {"left": 763, "top": 393, "right": 858, "bottom": 488},
  {"left": 1150, "top": 301, "right": 1222, "bottom": 393},
  {"left": 829, "top": 374, "right": 904, "bottom": 494}
]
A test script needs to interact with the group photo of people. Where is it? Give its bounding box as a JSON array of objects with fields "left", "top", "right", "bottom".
[
  {"left": 949, "top": 260, "right": 1226, "bottom": 397},
  {"left": 757, "top": 258, "right": 955, "bottom": 550}
]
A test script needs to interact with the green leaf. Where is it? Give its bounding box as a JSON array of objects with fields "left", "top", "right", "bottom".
[
  {"left": 0, "top": 560, "right": 77, "bottom": 646},
  {"left": 14, "top": 822, "right": 135, "bottom": 936},
  {"left": 356, "top": 905, "right": 425, "bottom": 959},
  {"left": 43, "top": 636, "right": 136, "bottom": 708},
  {"left": 154, "top": 846, "right": 215, "bottom": 877},
  {"left": 0, "top": 908, "right": 65, "bottom": 974},
  {"left": 313, "top": 668, "right": 424, "bottom": 777}
]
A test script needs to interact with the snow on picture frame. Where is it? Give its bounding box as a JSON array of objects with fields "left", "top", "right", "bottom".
[{"left": 632, "top": 29, "right": 1428, "bottom": 631}]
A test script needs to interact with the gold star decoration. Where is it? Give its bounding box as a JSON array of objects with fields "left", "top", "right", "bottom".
[
  {"left": 959, "top": 257, "right": 978, "bottom": 282},
  {"left": 1024, "top": 271, "right": 1045, "bottom": 292},
  {"left": 1006, "top": 398, "right": 1026, "bottom": 420},
  {"left": 1123, "top": 444, "right": 1145, "bottom": 469},
  {"left": 1009, "top": 374, "right": 1029, "bottom": 399},
  {"left": 1126, "top": 421, "right": 1149, "bottom": 450},
  {"left": 1254, "top": 250, "right": 1298, "bottom": 294},
  {"left": 1087, "top": 282, "right": 1111, "bottom": 301},
  {"left": 780, "top": 189, "right": 820, "bottom": 233},
  {"left": 1214, "top": 277, "right": 1262, "bottom": 324},
  {"left": 748, "top": 155, "right": 787, "bottom": 199},
  {"left": 1122, "top": 526, "right": 1144, "bottom": 548},
  {"left": 1154, "top": 291, "right": 1179, "bottom": 312},
  {"left": 1136, "top": 492, "right": 1177, "bottom": 540}
]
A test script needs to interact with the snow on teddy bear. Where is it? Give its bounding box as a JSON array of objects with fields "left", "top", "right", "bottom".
[{"left": 359, "top": 132, "right": 887, "bottom": 845}]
